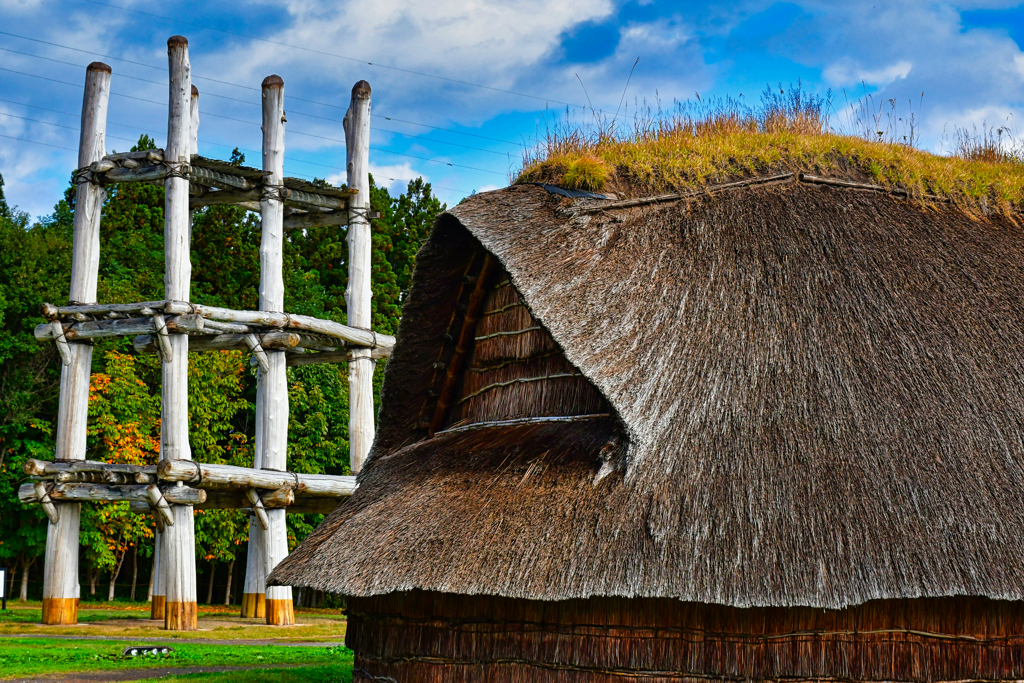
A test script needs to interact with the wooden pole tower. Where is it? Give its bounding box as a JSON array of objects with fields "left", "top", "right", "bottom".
[{"left": 28, "top": 36, "right": 385, "bottom": 630}]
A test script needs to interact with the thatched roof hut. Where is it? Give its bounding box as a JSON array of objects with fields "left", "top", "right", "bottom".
[{"left": 271, "top": 170, "right": 1024, "bottom": 681}]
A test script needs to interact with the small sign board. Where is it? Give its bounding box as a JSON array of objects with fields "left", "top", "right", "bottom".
[
  {"left": 0, "top": 566, "right": 7, "bottom": 610},
  {"left": 123, "top": 645, "right": 174, "bottom": 657}
]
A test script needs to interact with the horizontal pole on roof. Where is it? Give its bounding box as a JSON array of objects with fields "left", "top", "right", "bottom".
[{"left": 576, "top": 173, "right": 795, "bottom": 214}]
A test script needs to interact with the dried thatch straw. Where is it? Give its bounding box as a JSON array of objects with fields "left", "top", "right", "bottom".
[{"left": 272, "top": 181, "right": 1024, "bottom": 611}]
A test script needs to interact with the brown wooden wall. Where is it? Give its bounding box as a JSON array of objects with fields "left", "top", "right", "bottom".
[
  {"left": 445, "top": 272, "right": 608, "bottom": 430},
  {"left": 348, "top": 591, "right": 1024, "bottom": 682}
]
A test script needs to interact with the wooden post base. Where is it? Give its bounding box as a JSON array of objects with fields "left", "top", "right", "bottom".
[
  {"left": 266, "top": 598, "right": 295, "bottom": 626},
  {"left": 165, "top": 601, "right": 198, "bottom": 631},
  {"left": 41, "top": 597, "right": 78, "bottom": 625},
  {"left": 241, "top": 592, "right": 265, "bottom": 619},
  {"left": 151, "top": 595, "right": 166, "bottom": 620}
]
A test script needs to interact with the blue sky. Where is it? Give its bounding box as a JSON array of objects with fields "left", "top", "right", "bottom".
[{"left": 2, "top": 0, "right": 1024, "bottom": 217}]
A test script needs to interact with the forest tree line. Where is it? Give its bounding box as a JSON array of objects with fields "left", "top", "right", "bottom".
[{"left": 0, "top": 136, "right": 444, "bottom": 604}]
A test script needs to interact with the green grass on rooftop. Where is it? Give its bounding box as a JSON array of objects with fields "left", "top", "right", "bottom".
[{"left": 515, "top": 84, "right": 1024, "bottom": 212}]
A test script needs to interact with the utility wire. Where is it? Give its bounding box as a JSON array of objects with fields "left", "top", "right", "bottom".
[
  {"left": 82, "top": 0, "right": 596, "bottom": 112},
  {"left": 0, "top": 29, "right": 530, "bottom": 146},
  {"left": 0, "top": 132, "right": 77, "bottom": 152},
  {"left": 0, "top": 45, "right": 517, "bottom": 156},
  {"left": 0, "top": 65, "right": 509, "bottom": 176},
  {"left": 0, "top": 109, "right": 475, "bottom": 195}
]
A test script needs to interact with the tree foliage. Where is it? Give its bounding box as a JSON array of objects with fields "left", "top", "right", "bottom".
[{"left": 0, "top": 137, "right": 445, "bottom": 599}]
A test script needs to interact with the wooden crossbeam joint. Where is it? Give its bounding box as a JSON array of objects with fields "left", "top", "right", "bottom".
[
  {"left": 244, "top": 333, "right": 271, "bottom": 373},
  {"left": 48, "top": 320, "right": 73, "bottom": 366},
  {"left": 146, "top": 485, "right": 175, "bottom": 528},
  {"left": 245, "top": 488, "right": 270, "bottom": 531},
  {"left": 32, "top": 482, "right": 60, "bottom": 525},
  {"left": 152, "top": 314, "right": 174, "bottom": 362}
]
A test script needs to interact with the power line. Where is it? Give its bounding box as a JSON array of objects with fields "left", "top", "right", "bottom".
[
  {"left": 0, "top": 29, "right": 531, "bottom": 146},
  {"left": 0, "top": 132, "right": 76, "bottom": 152},
  {"left": 0, "top": 109, "right": 475, "bottom": 196},
  {"left": 0, "top": 65, "right": 509, "bottom": 176},
  {"left": 1, "top": 44, "right": 518, "bottom": 156},
  {"left": 82, "top": 0, "right": 594, "bottom": 112}
]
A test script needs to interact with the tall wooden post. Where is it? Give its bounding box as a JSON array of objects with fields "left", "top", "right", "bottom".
[
  {"left": 150, "top": 529, "right": 163, "bottom": 619},
  {"left": 161, "top": 35, "right": 197, "bottom": 631},
  {"left": 240, "top": 508, "right": 265, "bottom": 617},
  {"left": 257, "top": 75, "right": 295, "bottom": 626},
  {"left": 152, "top": 84, "right": 197, "bottom": 624},
  {"left": 42, "top": 61, "right": 111, "bottom": 626},
  {"left": 344, "top": 80, "right": 373, "bottom": 474}
]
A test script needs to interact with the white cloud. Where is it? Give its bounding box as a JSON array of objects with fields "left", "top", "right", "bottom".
[
  {"left": 824, "top": 60, "right": 912, "bottom": 87},
  {"left": 326, "top": 161, "right": 427, "bottom": 195},
  {"left": 204, "top": 0, "right": 618, "bottom": 126}
]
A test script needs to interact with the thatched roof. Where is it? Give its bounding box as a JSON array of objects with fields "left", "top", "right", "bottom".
[{"left": 271, "top": 180, "right": 1024, "bottom": 609}]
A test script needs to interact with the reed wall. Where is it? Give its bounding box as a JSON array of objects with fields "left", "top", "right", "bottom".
[{"left": 349, "top": 591, "right": 1024, "bottom": 682}]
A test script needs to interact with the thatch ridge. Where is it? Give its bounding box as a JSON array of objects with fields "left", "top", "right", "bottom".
[{"left": 272, "top": 182, "right": 1024, "bottom": 609}]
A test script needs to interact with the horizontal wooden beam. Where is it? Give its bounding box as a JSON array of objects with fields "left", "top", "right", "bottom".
[
  {"left": 34, "top": 314, "right": 204, "bottom": 342},
  {"left": 25, "top": 458, "right": 156, "bottom": 477},
  {"left": 190, "top": 165, "right": 253, "bottom": 191},
  {"left": 283, "top": 188, "right": 346, "bottom": 211},
  {"left": 104, "top": 164, "right": 166, "bottom": 183},
  {"left": 42, "top": 301, "right": 167, "bottom": 319},
  {"left": 283, "top": 210, "right": 347, "bottom": 231},
  {"left": 19, "top": 482, "right": 206, "bottom": 505},
  {"left": 102, "top": 149, "right": 163, "bottom": 163},
  {"left": 133, "top": 330, "right": 302, "bottom": 354},
  {"left": 128, "top": 494, "right": 342, "bottom": 515},
  {"left": 283, "top": 347, "right": 390, "bottom": 366},
  {"left": 158, "top": 460, "right": 356, "bottom": 497},
  {"left": 190, "top": 188, "right": 260, "bottom": 209},
  {"left": 163, "top": 301, "right": 394, "bottom": 350}
]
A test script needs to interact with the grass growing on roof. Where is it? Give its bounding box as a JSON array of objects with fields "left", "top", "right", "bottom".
[{"left": 515, "top": 84, "right": 1024, "bottom": 211}]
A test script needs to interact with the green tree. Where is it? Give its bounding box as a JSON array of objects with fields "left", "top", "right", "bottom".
[
  {"left": 0, "top": 140, "right": 449, "bottom": 600},
  {"left": 0, "top": 172, "right": 70, "bottom": 599}
]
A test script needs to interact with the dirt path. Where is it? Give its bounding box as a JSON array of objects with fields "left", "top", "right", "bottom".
[
  {"left": 0, "top": 634, "right": 341, "bottom": 647},
  {"left": 6, "top": 664, "right": 302, "bottom": 682}
]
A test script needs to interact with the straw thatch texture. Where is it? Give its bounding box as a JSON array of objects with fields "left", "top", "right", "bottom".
[
  {"left": 348, "top": 591, "right": 1024, "bottom": 682},
  {"left": 272, "top": 182, "right": 1024, "bottom": 610}
]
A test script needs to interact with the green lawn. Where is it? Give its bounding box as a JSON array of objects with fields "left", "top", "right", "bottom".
[
  {"left": 142, "top": 665, "right": 352, "bottom": 682},
  {"left": 0, "top": 602, "right": 347, "bottom": 641},
  {"left": 0, "top": 637, "right": 353, "bottom": 680}
]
